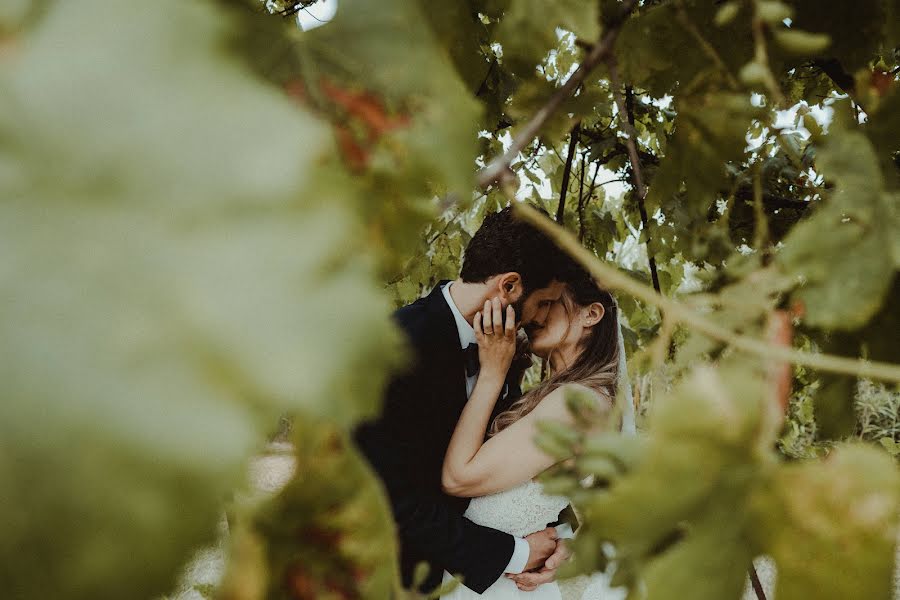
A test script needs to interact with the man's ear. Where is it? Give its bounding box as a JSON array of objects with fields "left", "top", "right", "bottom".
[
  {"left": 583, "top": 302, "right": 605, "bottom": 327},
  {"left": 496, "top": 272, "right": 522, "bottom": 303}
]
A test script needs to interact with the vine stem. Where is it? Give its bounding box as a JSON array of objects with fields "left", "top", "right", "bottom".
[
  {"left": 750, "top": 0, "right": 787, "bottom": 106},
  {"left": 577, "top": 151, "right": 588, "bottom": 241},
  {"left": 514, "top": 203, "right": 900, "bottom": 384},
  {"left": 752, "top": 164, "right": 770, "bottom": 257},
  {"left": 476, "top": 0, "right": 639, "bottom": 189},
  {"left": 607, "top": 58, "right": 661, "bottom": 294},
  {"left": 556, "top": 123, "right": 581, "bottom": 223}
]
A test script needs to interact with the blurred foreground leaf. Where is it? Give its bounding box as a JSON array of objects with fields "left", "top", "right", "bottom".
[{"left": 0, "top": 1, "right": 400, "bottom": 598}]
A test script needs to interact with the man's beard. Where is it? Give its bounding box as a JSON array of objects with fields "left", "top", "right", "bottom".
[
  {"left": 513, "top": 295, "right": 543, "bottom": 341},
  {"left": 510, "top": 295, "right": 527, "bottom": 329}
]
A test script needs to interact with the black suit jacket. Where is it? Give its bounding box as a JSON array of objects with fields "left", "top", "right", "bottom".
[{"left": 353, "top": 282, "right": 521, "bottom": 594}]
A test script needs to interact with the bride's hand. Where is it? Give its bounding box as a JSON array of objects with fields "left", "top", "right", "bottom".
[{"left": 474, "top": 298, "right": 516, "bottom": 380}]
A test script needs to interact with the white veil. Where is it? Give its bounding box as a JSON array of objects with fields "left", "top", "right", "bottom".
[{"left": 616, "top": 309, "right": 637, "bottom": 435}]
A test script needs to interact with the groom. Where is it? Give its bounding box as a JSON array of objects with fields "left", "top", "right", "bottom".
[{"left": 354, "top": 207, "right": 574, "bottom": 594}]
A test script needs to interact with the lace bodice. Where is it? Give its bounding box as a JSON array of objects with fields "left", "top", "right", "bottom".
[{"left": 463, "top": 480, "right": 568, "bottom": 538}]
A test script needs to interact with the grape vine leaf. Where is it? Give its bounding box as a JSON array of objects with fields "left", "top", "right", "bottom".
[
  {"left": 778, "top": 109, "right": 898, "bottom": 330},
  {"left": 790, "top": 0, "right": 885, "bottom": 72},
  {"left": 751, "top": 444, "right": 900, "bottom": 600},
  {"left": 0, "top": 1, "right": 400, "bottom": 598},
  {"left": 645, "top": 92, "right": 759, "bottom": 222},
  {"left": 249, "top": 419, "right": 399, "bottom": 598},
  {"left": 495, "top": 0, "right": 600, "bottom": 77},
  {"left": 296, "top": 0, "right": 483, "bottom": 196}
]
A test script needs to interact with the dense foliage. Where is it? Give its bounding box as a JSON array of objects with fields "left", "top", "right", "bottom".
[{"left": 1, "top": 0, "right": 898, "bottom": 599}]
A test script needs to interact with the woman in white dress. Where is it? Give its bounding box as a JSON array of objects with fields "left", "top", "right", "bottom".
[{"left": 440, "top": 273, "right": 634, "bottom": 600}]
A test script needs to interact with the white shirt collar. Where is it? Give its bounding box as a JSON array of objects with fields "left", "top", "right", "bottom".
[{"left": 441, "top": 282, "right": 476, "bottom": 349}]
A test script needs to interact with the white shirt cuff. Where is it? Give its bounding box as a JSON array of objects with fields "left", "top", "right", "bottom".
[
  {"left": 554, "top": 523, "right": 574, "bottom": 539},
  {"left": 504, "top": 537, "right": 530, "bottom": 574}
]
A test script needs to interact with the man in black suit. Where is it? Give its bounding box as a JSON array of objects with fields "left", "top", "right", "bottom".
[{"left": 354, "top": 207, "right": 573, "bottom": 594}]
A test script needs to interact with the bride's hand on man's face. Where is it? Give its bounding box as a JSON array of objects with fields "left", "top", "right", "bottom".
[{"left": 474, "top": 297, "right": 516, "bottom": 379}]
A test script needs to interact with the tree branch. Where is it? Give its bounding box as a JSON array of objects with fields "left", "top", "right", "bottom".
[
  {"left": 556, "top": 123, "right": 581, "bottom": 223},
  {"left": 514, "top": 204, "right": 900, "bottom": 384},
  {"left": 476, "top": 0, "right": 639, "bottom": 189},
  {"left": 608, "top": 58, "right": 662, "bottom": 294},
  {"left": 579, "top": 128, "right": 660, "bottom": 166},
  {"left": 577, "top": 151, "right": 588, "bottom": 241},
  {"left": 750, "top": 0, "right": 787, "bottom": 106}
]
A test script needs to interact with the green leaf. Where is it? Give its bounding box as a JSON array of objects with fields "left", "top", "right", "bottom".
[
  {"left": 813, "top": 374, "right": 857, "bottom": 440},
  {"left": 640, "top": 497, "right": 755, "bottom": 600},
  {"left": 752, "top": 444, "right": 900, "bottom": 600},
  {"left": 878, "top": 437, "right": 900, "bottom": 456},
  {"left": 578, "top": 365, "right": 767, "bottom": 561},
  {"left": 0, "top": 2, "right": 401, "bottom": 598},
  {"left": 496, "top": 0, "right": 600, "bottom": 76},
  {"left": 778, "top": 115, "right": 897, "bottom": 330},
  {"left": 773, "top": 29, "right": 831, "bottom": 55},
  {"left": 299, "top": 0, "right": 483, "bottom": 195},
  {"left": 536, "top": 418, "right": 582, "bottom": 445},
  {"left": 863, "top": 85, "right": 900, "bottom": 192},
  {"left": 714, "top": 1, "right": 741, "bottom": 26},
  {"left": 615, "top": 2, "right": 752, "bottom": 97},
  {"left": 739, "top": 61, "right": 769, "bottom": 86},
  {"left": 757, "top": 1, "right": 793, "bottom": 24},
  {"left": 249, "top": 420, "right": 399, "bottom": 599},
  {"left": 421, "top": 3, "right": 492, "bottom": 93},
  {"left": 645, "top": 92, "right": 759, "bottom": 222},
  {"left": 535, "top": 431, "right": 575, "bottom": 459},
  {"left": 790, "top": 0, "right": 885, "bottom": 71}
]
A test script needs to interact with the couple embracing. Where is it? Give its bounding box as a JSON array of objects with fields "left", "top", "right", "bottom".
[{"left": 354, "top": 207, "right": 635, "bottom": 599}]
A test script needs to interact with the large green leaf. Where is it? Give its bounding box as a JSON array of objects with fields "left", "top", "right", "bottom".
[
  {"left": 615, "top": 1, "right": 753, "bottom": 97},
  {"left": 790, "top": 0, "right": 885, "bottom": 72},
  {"left": 574, "top": 365, "right": 769, "bottom": 590},
  {"left": 420, "top": 2, "right": 492, "bottom": 94},
  {"left": 0, "top": 1, "right": 399, "bottom": 598},
  {"left": 495, "top": 0, "right": 600, "bottom": 77},
  {"left": 249, "top": 419, "right": 400, "bottom": 599},
  {"left": 297, "top": 0, "right": 483, "bottom": 196},
  {"left": 752, "top": 444, "right": 900, "bottom": 600},
  {"left": 778, "top": 113, "right": 898, "bottom": 330},
  {"left": 863, "top": 85, "right": 900, "bottom": 192},
  {"left": 645, "top": 92, "right": 759, "bottom": 220}
]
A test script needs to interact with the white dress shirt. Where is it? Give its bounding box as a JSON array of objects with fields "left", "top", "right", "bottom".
[{"left": 441, "top": 283, "right": 531, "bottom": 574}]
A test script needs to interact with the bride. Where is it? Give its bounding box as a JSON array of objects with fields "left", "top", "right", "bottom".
[{"left": 439, "top": 271, "right": 634, "bottom": 599}]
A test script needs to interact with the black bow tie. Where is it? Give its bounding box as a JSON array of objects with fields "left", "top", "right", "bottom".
[{"left": 464, "top": 343, "right": 480, "bottom": 378}]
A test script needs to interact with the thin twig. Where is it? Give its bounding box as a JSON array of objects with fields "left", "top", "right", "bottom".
[
  {"left": 557, "top": 123, "right": 581, "bottom": 223},
  {"left": 751, "top": 165, "right": 770, "bottom": 260},
  {"left": 476, "top": 0, "right": 639, "bottom": 189},
  {"left": 750, "top": 0, "right": 787, "bottom": 106},
  {"left": 514, "top": 204, "right": 900, "bottom": 384},
  {"left": 577, "top": 151, "right": 588, "bottom": 241},
  {"left": 749, "top": 564, "right": 768, "bottom": 600},
  {"left": 608, "top": 58, "right": 662, "bottom": 294}
]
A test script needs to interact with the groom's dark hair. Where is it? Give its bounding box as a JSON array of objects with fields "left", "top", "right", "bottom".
[{"left": 460, "top": 205, "right": 567, "bottom": 296}]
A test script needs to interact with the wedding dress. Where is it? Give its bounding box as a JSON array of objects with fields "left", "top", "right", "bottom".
[
  {"left": 440, "top": 480, "right": 626, "bottom": 600},
  {"left": 441, "top": 315, "right": 636, "bottom": 599}
]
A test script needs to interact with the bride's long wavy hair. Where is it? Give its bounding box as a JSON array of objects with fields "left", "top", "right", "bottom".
[{"left": 489, "top": 274, "right": 619, "bottom": 436}]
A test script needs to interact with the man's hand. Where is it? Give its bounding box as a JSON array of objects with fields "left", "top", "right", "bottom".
[
  {"left": 523, "top": 527, "right": 558, "bottom": 571},
  {"left": 508, "top": 539, "right": 571, "bottom": 591}
]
